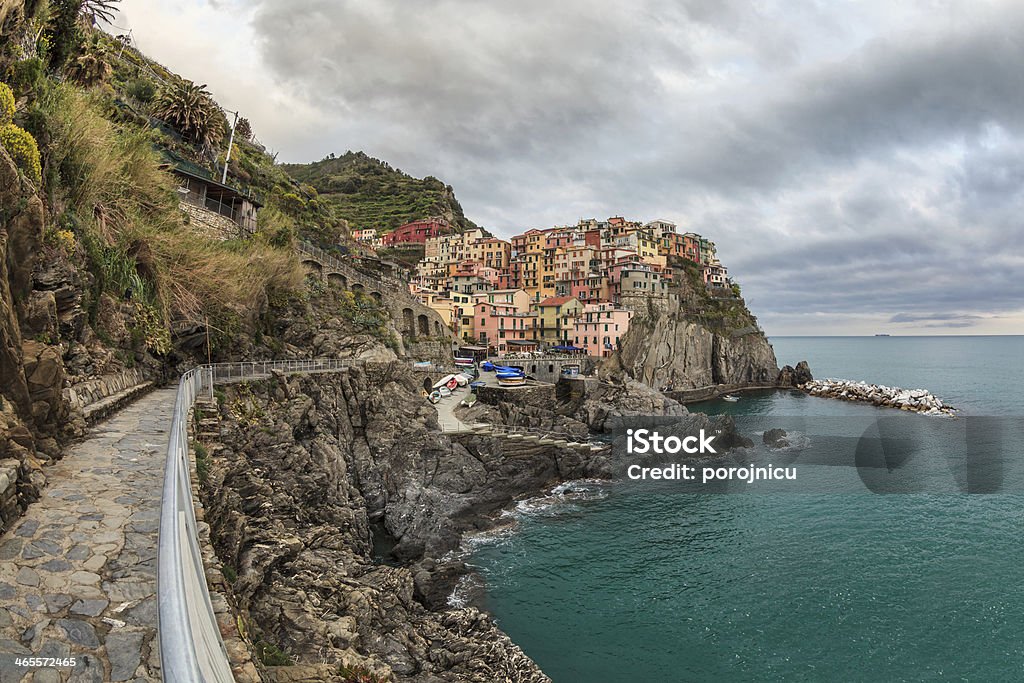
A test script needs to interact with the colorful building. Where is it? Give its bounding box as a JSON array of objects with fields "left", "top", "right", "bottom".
[
  {"left": 383, "top": 218, "right": 450, "bottom": 246},
  {"left": 572, "top": 303, "right": 633, "bottom": 358},
  {"left": 536, "top": 296, "right": 583, "bottom": 344},
  {"left": 474, "top": 302, "right": 537, "bottom": 354}
]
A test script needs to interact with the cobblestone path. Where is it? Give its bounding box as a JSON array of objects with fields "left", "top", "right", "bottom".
[{"left": 0, "top": 388, "right": 176, "bottom": 682}]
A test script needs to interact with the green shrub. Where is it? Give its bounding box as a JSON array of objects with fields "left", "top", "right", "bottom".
[
  {"left": 9, "top": 59, "right": 45, "bottom": 93},
  {"left": 0, "top": 122, "right": 42, "bottom": 185},
  {"left": 193, "top": 441, "right": 210, "bottom": 483},
  {"left": 0, "top": 82, "right": 14, "bottom": 124},
  {"left": 125, "top": 76, "right": 156, "bottom": 102},
  {"left": 253, "top": 639, "right": 292, "bottom": 667}
]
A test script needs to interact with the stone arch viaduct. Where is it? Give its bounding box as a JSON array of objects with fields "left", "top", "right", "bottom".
[{"left": 296, "top": 242, "right": 454, "bottom": 343}]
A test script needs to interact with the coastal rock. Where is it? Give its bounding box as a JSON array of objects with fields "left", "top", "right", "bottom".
[
  {"left": 571, "top": 377, "right": 687, "bottom": 432},
  {"left": 604, "top": 269, "right": 780, "bottom": 391},
  {"left": 763, "top": 428, "right": 789, "bottom": 448},
  {"left": 777, "top": 360, "right": 813, "bottom": 387},
  {"left": 800, "top": 378, "right": 954, "bottom": 415},
  {"left": 200, "top": 364, "right": 587, "bottom": 680}
]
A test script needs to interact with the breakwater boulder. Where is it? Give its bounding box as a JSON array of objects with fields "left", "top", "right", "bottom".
[{"left": 800, "top": 378, "right": 955, "bottom": 415}]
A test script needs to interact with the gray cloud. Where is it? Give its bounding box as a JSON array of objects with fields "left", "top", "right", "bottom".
[{"left": 120, "top": 0, "right": 1024, "bottom": 334}]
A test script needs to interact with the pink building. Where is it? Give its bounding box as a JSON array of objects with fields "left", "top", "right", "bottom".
[
  {"left": 474, "top": 302, "right": 536, "bottom": 353},
  {"left": 572, "top": 303, "right": 633, "bottom": 357}
]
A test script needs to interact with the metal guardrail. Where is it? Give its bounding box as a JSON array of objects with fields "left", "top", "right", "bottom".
[
  {"left": 157, "top": 358, "right": 363, "bottom": 681},
  {"left": 157, "top": 366, "right": 230, "bottom": 681}
]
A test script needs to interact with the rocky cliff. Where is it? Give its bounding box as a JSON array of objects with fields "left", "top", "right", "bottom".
[
  {"left": 605, "top": 260, "right": 782, "bottom": 390},
  {"left": 0, "top": 144, "right": 68, "bottom": 531},
  {"left": 200, "top": 365, "right": 609, "bottom": 681}
]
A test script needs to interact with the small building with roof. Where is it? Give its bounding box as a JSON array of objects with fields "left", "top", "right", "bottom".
[{"left": 161, "top": 150, "right": 262, "bottom": 239}]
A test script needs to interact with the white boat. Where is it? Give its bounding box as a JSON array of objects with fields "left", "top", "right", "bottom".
[
  {"left": 428, "top": 390, "right": 441, "bottom": 404},
  {"left": 498, "top": 375, "right": 526, "bottom": 387},
  {"left": 455, "top": 375, "right": 469, "bottom": 387},
  {"left": 722, "top": 394, "right": 740, "bottom": 402},
  {"left": 433, "top": 374, "right": 459, "bottom": 390},
  {"left": 439, "top": 386, "right": 452, "bottom": 397},
  {"left": 454, "top": 357, "right": 475, "bottom": 367}
]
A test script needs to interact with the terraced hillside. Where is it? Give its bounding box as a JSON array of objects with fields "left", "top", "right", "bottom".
[{"left": 282, "top": 151, "right": 479, "bottom": 234}]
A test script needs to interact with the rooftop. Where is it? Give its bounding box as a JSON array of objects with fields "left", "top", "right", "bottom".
[{"left": 538, "top": 296, "right": 576, "bottom": 307}]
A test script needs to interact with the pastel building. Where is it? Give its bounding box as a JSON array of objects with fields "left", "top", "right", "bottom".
[
  {"left": 535, "top": 296, "right": 583, "bottom": 344},
  {"left": 573, "top": 303, "right": 633, "bottom": 357},
  {"left": 703, "top": 258, "right": 730, "bottom": 287},
  {"left": 474, "top": 302, "right": 537, "bottom": 353},
  {"left": 475, "top": 288, "right": 530, "bottom": 312}
]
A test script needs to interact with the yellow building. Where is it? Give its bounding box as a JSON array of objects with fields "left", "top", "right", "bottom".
[
  {"left": 451, "top": 291, "right": 477, "bottom": 340},
  {"left": 517, "top": 252, "right": 541, "bottom": 300},
  {"left": 466, "top": 237, "right": 511, "bottom": 270},
  {"left": 536, "top": 296, "right": 583, "bottom": 344}
]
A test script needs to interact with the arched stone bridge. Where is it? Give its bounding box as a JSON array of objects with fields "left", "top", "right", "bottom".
[{"left": 296, "top": 242, "right": 454, "bottom": 342}]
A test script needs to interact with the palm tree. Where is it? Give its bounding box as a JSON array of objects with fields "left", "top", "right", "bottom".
[
  {"left": 80, "top": 0, "right": 120, "bottom": 26},
  {"left": 152, "top": 78, "right": 225, "bottom": 149}
]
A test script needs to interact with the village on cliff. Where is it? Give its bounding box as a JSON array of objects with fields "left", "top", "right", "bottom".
[{"left": 351, "top": 216, "right": 733, "bottom": 357}]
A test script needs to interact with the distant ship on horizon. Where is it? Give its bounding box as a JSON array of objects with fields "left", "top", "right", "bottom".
[{"left": 874, "top": 333, "right": 891, "bottom": 337}]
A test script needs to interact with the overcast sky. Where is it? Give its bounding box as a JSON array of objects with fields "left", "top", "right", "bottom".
[{"left": 112, "top": 0, "right": 1024, "bottom": 336}]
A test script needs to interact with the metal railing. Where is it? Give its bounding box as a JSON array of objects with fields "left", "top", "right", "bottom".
[
  {"left": 157, "top": 358, "right": 362, "bottom": 681},
  {"left": 485, "top": 355, "right": 591, "bottom": 363},
  {"left": 157, "top": 366, "right": 231, "bottom": 681}
]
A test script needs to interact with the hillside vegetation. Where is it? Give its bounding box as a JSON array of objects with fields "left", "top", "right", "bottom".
[
  {"left": 282, "top": 151, "right": 479, "bottom": 234},
  {"left": 0, "top": 4, "right": 309, "bottom": 362}
]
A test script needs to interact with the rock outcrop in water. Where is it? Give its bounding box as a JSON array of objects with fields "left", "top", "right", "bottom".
[
  {"left": 200, "top": 364, "right": 609, "bottom": 681},
  {"left": 777, "top": 360, "right": 813, "bottom": 387},
  {"left": 602, "top": 261, "right": 781, "bottom": 391}
]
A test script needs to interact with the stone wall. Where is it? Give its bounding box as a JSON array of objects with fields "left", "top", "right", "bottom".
[
  {"left": 63, "top": 369, "right": 156, "bottom": 422},
  {"left": 486, "top": 356, "right": 597, "bottom": 384},
  {"left": 181, "top": 203, "right": 243, "bottom": 241},
  {"left": 476, "top": 383, "right": 556, "bottom": 408},
  {"left": 0, "top": 458, "right": 19, "bottom": 532}
]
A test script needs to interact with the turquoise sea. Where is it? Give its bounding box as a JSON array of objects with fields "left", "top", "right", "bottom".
[{"left": 467, "top": 336, "right": 1024, "bottom": 682}]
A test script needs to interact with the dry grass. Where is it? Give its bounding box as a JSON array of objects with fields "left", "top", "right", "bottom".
[{"left": 41, "top": 84, "right": 303, "bottom": 325}]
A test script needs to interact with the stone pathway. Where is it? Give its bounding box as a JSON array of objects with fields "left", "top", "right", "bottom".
[
  {"left": 433, "top": 383, "right": 475, "bottom": 433},
  {"left": 0, "top": 389, "right": 177, "bottom": 683}
]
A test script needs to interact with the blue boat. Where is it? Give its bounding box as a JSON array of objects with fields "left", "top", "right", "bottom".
[
  {"left": 481, "top": 361, "right": 496, "bottom": 372},
  {"left": 496, "top": 371, "right": 525, "bottom": 379}
]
